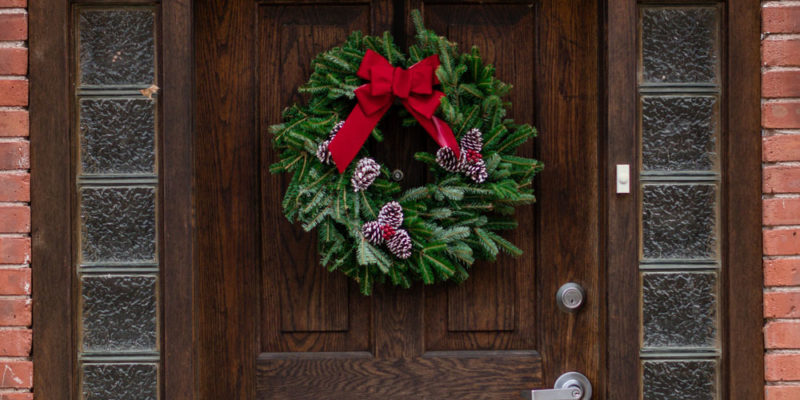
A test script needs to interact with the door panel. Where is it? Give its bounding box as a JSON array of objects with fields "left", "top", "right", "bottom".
[
  {"left": 260, "top": 4, "right": 372, "bottom": 353},
  {"left": 196, "top": 0, "right": 600, "bottom": 398},
  {"left": 423, "top": 4, "right": 537, "bottom": 351}
]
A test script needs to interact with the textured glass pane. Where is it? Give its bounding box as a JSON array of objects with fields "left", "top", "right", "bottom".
[
  {"left": 81, "top": 275, "right": 157, "bottom": 352},
  {"left": 79, "top": 9, "right": 155, "bottom": 86},
  {"left": 643, "top": 360, "right": 716, "bottom": 400},
  {"left": 80, "top": 186, "right": 156, "bottom": 263},
  {"left": 642, "top": 184, "right": 717, "bottom": 259},
  {"left": 82, "top": 363, "right": 157, "bottom": 400},
  {"left": 79, "top": 98, "right": 156, "bottom": 175},
  {"left": 642, "top": 272, "right": 717, "bottom": 349},
  {"left": 642, "top": 96, "right": 717, "bottom": 171},
  {"left": 641, "top": 7, "right": 718, "bottom": 84}
]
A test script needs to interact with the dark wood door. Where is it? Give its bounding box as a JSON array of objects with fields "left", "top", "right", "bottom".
[{"left": 195, "top": 0, "right": 599, "bottom": 398}]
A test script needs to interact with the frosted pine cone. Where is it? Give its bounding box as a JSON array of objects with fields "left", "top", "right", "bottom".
[
  {"left": 351, "top": 158, "right": 380, "bottom": 192},
  {"left": 362, "top": 221, "right": 384, "bottom": 245},
  {"left": 329, "top": 120, "right": 345, "bottom": 138},
  {"left": 377, "top": 201, "right": 403, "bottom": 228},
  {"left": 316, "top": 139, "right": 333, "bottom": 164},
  {"left": 436, "top": 147, "right": 463, "bottom": 172},
  {"left": 465, "top": 160, "right": 488, "bottom": 183},
  {"left": 316, "top": 121, "right": 345, "bottom": 165},
  {"left": 386, "top": 229, "right": 412, "bottom": 259},
  {"left": 460, "top": 128, "right": 483, "bottom": 152}
]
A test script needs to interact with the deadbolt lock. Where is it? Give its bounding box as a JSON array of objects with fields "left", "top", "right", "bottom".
[{"left": 556, "top": 282, "right": 585, "bottom": 313}]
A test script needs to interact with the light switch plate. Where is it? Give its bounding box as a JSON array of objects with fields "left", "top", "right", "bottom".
[{"left": 616, "top": 164, "right": 630, "bottom": 194}]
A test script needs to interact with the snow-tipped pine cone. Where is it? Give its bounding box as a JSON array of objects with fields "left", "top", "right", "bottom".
[
  {"left": 362, "top": 221, "right": 383, "bottom": 245},
  {"left": 465, "top": 160, "right": 488, "bottom": 183},
  {"left": 316, "top": 139, "right": 333, "bottom": 164},
  {"left": 317, "top": 121, "right": 346, "bottom": 165},
  {"left": 351, "top": 157, "right": 380, "bottom": 192},
  {"left": 377, "top": 201, "right": 403, "bottom": 228},
  {"left": 460, "top": 128, "right": 483, "bottom": 152},
  {"left": 386, "top": 229, "right": 412, "bottom": 259},
  {"left": 436, "top": 147, "right": 463, "bottom": 172}
]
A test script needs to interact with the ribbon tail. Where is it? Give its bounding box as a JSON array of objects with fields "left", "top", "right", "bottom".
[
  {"left": 328, "top": 104, "right": 389, "bottom": 173},
  {"left": 403, "top": 102, "right": 460, "bottom": 158}
]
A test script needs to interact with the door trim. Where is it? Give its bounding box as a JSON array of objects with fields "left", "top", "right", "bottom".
[
  {"left": 605, "top": 0, "right": 764, "bottom": 399},
  {"left": 30, "top": 0, "right": 195, "bottom": 398}
]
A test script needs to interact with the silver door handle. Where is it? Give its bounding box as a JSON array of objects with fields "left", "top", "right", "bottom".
[{"left": 521, "top": 372, "right": 592, "bottom": 400}]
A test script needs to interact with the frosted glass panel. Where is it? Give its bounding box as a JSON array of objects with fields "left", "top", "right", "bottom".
[
  {"left": 641, "top": 7, "right": 718, "bottom": 84},
  {"left": 81, "top": 363, "right": 157, "bottom": 400},
  {"left": 642, "top": 184, "right": 717, "bottom": 260},
  {"left": 81, "top": 275, "right": 157, "bottom": 352},
  {"left": 643, "top": 360, "right": 717, "bottom": 400},
  {"left": 79, "top": 98, "right": 156, "bottom": 175},
  {"left": 80, "top": 186, "right": 157, "bottom": 264},
  {"left": 642, "top": 272, "right": 717, "bottom": 350},
  {"left": 79, "top": 9, "right": 155, "bottom": 86},
  {"left": 641, "top": 96, "right": 717, "bottom": 172}
]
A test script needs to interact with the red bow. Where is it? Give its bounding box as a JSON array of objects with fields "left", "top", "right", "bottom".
[{"left": 327, "top": 49, "right": 460, "bottom": 172}]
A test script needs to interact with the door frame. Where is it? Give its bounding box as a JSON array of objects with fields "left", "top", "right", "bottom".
[
  {"left": 605, "top": 0, "right": 764, "bottom": 399},
  {"left": 29, "top": 0, "right": 763, "bottom": 399}
]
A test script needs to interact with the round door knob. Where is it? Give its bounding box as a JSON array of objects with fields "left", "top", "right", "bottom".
[{"left": 556, "top": 282, "right": 585, "bottom": 313}]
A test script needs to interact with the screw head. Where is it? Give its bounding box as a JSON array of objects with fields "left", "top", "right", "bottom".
[{"left": 391, "top": 169, "right": 404, "bottom": 181}]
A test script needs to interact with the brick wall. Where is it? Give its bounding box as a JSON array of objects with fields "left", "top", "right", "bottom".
[
  {"left": 0, "top": 0, "right": 32, "bottom": 399},
  {"left": 762, "top": 2, "right": 800, "bottom": 399}
]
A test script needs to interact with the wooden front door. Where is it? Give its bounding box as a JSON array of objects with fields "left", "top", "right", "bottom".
[{"left": 194, "top": 0, "right": 599, "bottom": 398}]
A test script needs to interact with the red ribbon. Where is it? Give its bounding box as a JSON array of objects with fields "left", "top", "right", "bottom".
[{"left": 328, "top": 49, "right": 460, "bottom": 172}]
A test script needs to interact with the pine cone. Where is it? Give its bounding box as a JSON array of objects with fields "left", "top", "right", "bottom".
[
  {"left": 362, "top": 221, "right": 384, "bottom": 245},
  {"left": 465, "top": 159, "right": 488, "bottom": 183},
  {"left": 461, "top": 128, "right": 483, "bottom": 152},
  {"left": 329, "top": 120, "right": 345, "bottom": 138},
  {"left": 378, "top": 201, "right": 403, "bottom": 228},
  {"left": 386, "top": 229, "right": 412, "bottom": 259},
  {"left": 436, "top": 147, "right": 463, "bottom": 172},
  {"left": 317, "top": 121, "right": 346, "bottom": 164},
  {"left": 351, "top": 158, "right": 380, "bottom": 192},
  {"left": 316, "top": 139, "right": 333, "bottom": 164}
]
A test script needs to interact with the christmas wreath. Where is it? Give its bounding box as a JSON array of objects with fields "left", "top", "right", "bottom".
[{"left": 269, "top": 11, "right": 542, "bottom": 295}]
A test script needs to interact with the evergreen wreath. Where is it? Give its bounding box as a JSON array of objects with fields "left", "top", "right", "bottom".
[{"left": 269, "top": 11, "right": 543, "bottom": 295}]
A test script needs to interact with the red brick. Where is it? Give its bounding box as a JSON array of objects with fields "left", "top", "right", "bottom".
[
  {"left": 0, "top": 14, "right": 26, "bottom": 41},
  {"left": 0, "top": 111, "right": 28, "bottom": 138},
  {"left": 765, "top": 259, "right": 800, "bottom": 286},
  {"left": 0, "top": 48, "right": 26, "bottom": 76},
  {"left": 766, "top": 353, "right": 800, "bottom": 381},
  {"left": 765, "top": 290, "right": 800, "bottom": 318},
  {"left": 0, "top": 142, "right": 28, "bottom": 170},
  {"left": 0, "top": 81, "right": 27, "bottom": 107},
  {"left": 0, "top": 299, "right": 30, "bottom": 326},
  {"left": 766, "top": 321, "right": 800, "bottom": 349},
  {"left": 0, "top": 207, "right": 28, "bottom": 234},
  {"left": 764, "top": 198, "right": 800, "bottom": 225},
  {"left": 0, "top": 394, "right": 32, "bottom": 400},
  {"left": 764, "top": 229, "right": 800, "bottom": 256},
  {"left": 764, "top": 5, "right": 800, "bottom": 34},
  {"left": 0, "top": 269, "right": 29, "bottom": 295},
  {"left": 0, "top": 329, "right": 30, "bottom": 356},
  {"left": 0, "top": 361, "right": 31, "bottom": 389},
  {"left": 764, "top": 166, "right": 800, "bottom": 194},
  {"left": 764, "top": 101, "right": 800, "bottom": 129},
  {"left": 0, "top": 237, "right": 29, "bottom": 264},
  {"left": 766, "top": 385, "right": 800, "bottom": 400},
  {"left": 764, "top": 39, "right": 800, "bottom": 67},
  {"left": 0, "top": 174, "right": 28, "bottom": 202},
  {"left": 763, "top": 70, "right": 800, "bottom": 98},
  {"left": 764, "top": 135, "right": 800, "bottom": 162},
  {"left": 0, "top": 0, "right": 26, "bottom": 6}
]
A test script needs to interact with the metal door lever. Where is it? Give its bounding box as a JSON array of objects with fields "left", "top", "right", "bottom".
[{"left": 522, "top": 372, "right": 592, "bottom": 400}]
